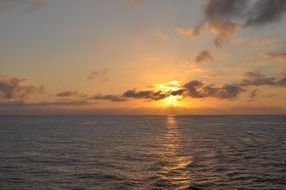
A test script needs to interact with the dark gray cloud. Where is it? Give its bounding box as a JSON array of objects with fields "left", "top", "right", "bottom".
[
  {"left": 56, "top": 91, "right": 86, "bottom": 98},
  {"left": 122, "top": 90, "right": 169, "bottom": 100},
  {"left": 0, "top": 77, "right": 43, "bottom": 100},
  {"left": 188, "top": 0, "right": 247, "bottom": 46},
  {"left": 203, "top": 0, "right": 247, "bottom": 46},
  {"left": 170, "top": 89, "right": 185, "bottom": 96},
  {"left": 184, "top": 80, "right": 243, "bottom": 99},
  {"left": 245, "top": 0, "right": 286, "bottom": 27},
  {"left": 90, "top": 94, "right": 126, "bottom": 102},
  {"left": 57, "top": 90, "right": 126, "bottom": 102},
  {"left": 241, "top": 72, "right": 286, "bottom": 87},
  {"left": 194, "top": 50, "right": 213, "bottom": 63},
  {"left": 180, "top": 0, "right": 286, "bottom": 46},
  {"left": 241, "top": 72, "right": 276, "bottom": 86},
  {"left": 204, "top": 0, "right": 247, "bottom": 19},
  {"left": 216, "top": 84, "right": 243, "bottom": 99},
  {"left": 183, "top": 80, "right": 204, "bottom": 98}
]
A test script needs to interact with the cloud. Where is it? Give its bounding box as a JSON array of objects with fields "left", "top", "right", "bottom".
[
  {"left": 265, "top": 51, "right": 286, "bottom": 59},
  {"left": 122, "top": 80, "right": 243, "bottom": 101},
  {"left": 241, "top": 71, "right": 286, "bottom": 87},
  {"left": 55, "top": 71, "right": 286, "bottom": 104},
  {"left": 175, "top": 27, "right": 200, "bottom": 38},
  {"left": 122, "top": 90, "right": 170, "bottom": 100},
  {"left": 209, "top": 21, "right": 238, "bottom": 47},
  {"left": 154, "top": 28, "right": 169, "bottom": 41},
  {"left": 249, "top": 89, "right": 259, "bottom": 99},
  {"left": 90, "top": 94, "right": 126, "bottom": 102},
  {"left": 0, "top": 76, "right": 43, "bottom": 100},
  {"left": 87, "top": 69, "right": 109, "bottom": 82},
  {"left": 193, "top": 50, "right": 213, "bottom": 63},
  {"left": 56, "top": 91, "right": 86, "bottom": 98},
  {"left": 241, "top": 72, "right": 276, "bottom": 86},
  {"left": 183, "top": 80, "right": 243, "bottom": 99},
  {"left": 170, "top": 89, "right": 185, "bottom": 96},
  {"left": 178, "top": 0, "right": 286, "bottom": 46},
  {"left": 277, "top": 76, "right": 286, "bottom": 86},
  {"left": 192, "top": 0, "right": 246, "bottom": 46},
  {"left": 245, "top": 0, "right": 286, "bottom": 27},
  {"left": 0, "top": 100, "right": 92, "bottom": 108}
]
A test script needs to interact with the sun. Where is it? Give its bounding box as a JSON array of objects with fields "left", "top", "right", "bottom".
[
  {"left": 164, "top": 95, "right": 182, "bottom": 106},
  {"left": 155, "top": 80, "right": 184, "bottom": 107}
]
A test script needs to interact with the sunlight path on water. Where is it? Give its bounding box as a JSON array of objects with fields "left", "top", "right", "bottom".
[{"left": 152, "top": 115, "right": 193, "bottom": 189}]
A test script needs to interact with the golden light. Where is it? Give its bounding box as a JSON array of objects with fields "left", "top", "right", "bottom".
[
  {"left": 155, "top": 80, "right": 184, "bottom": 107},
  {"left": 164, "top": 95, "right": 182, "bottom": 106}
]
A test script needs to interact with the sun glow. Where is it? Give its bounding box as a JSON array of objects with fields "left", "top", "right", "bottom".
[
  {"left": 164, "top": 95, "right": 182, "bottom": 106},
  {"left": 155, "top": 80, "right": 184, "bottom": 107}
]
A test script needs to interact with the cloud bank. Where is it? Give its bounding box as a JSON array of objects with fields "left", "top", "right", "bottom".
[
  {"left": 177, "top": 0, "right": 286, "bottom": 46},
  {"left": 1, "top": 71, "right": 285, "bottom": 110}
]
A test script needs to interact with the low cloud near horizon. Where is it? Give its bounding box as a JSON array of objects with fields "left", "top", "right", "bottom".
[{"left": 0, "top": 76, "right": 43, "bottom": 101}]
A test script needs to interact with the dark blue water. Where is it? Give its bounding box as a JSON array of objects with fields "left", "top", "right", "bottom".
[{"left": 0, "top": 115, "right": 285, "bottom": 190}]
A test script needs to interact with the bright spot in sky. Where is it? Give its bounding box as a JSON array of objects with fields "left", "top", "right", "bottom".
[
  {"left": 156, "top": 80, "right": 184, "bottom": 107},
  {"left": 164, "top": 95, "right": 182, "bottom": 106}
]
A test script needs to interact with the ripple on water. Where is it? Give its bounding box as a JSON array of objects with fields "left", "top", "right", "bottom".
[{"left": 0, "top": 115, "right": 285, "bottom": 189}]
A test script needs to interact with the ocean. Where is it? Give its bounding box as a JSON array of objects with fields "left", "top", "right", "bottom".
[{"left": 0, "top": 115, "right": 285, "bottom": 190}]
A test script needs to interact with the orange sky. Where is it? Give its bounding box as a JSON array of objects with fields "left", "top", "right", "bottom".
[{"left": 0, "top": 0, "right": 286, "bottom": 115}]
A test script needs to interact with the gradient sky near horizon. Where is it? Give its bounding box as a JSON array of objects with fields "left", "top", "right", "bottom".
[{"left": 0, "top": 0, "right": 286, "bottom": 115}]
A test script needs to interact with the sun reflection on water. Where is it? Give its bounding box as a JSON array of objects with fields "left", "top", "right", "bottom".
[{"left": 154, "top": 115, "right": 192, "bottom": 189}]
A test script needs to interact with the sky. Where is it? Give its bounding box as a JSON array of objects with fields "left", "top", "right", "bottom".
[{"left": 0, "top": 0, "right": 286, "bottom": 115}]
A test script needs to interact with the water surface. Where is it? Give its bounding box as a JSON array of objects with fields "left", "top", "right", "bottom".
[{"left": 0, "top": 115, "right": 285, "bottom": 189}]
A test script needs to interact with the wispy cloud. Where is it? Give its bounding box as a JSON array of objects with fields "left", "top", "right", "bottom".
[
  {"left": 153, "top": 28, "right": 169, "bottom": 41},
  {"left": 87, "top": 69, "right": 109, "bottom": 82},
  {"left": 265, "top": 51, "right": 286, "bottom": 59},
  {"left": 89, "top": 94, "right": 126, "bottom": 102},
  {"left": 248, "top": 89, "right": 259, "bottom": 99},
  {"left": 56, "top": 91, "right": 86, "bottom": 98},
  {"left": 193, "top": 50, "right": 213, "bottom": 63},
  {"left": 0, "top": 100, "right": 92, "bottom": 108},
  {"left": 175, "top": 27, "right": 200, "bottom": 38},
  {"left": 240, "top": 72, "right": 286, "bottom": 86}
]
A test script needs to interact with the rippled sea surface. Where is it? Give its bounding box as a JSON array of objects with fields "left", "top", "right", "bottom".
[{"left": 0, "top": 115, "right": 286, "bottom": 190}]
